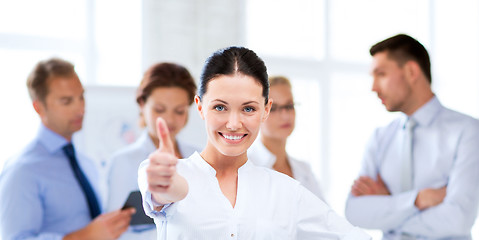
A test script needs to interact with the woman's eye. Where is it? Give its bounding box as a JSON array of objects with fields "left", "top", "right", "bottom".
[
  {"left": 175, "top": 110, "right": 186, "bottom": 115},
  {"left": 284, "top": 104, "right": 295, "bottom": 111},
  {"left": 215, "top": 105, "right": 225, "bottom": 111},
  {"left": 244, "top": 106, "right": 255, "bottom": 113}
]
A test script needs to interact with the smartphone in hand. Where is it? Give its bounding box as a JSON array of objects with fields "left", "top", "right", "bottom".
[{"left": 122, "top": 190, "right": 155, "bottom": 226}]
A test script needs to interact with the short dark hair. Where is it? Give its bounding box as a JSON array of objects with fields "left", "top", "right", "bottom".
[
  {"left": 26, "top": 58, "right": 77, "bottom": 102},
  {"left": 199, "top": 46, "right": 269, "bottom": 105},
  {"left": 370, "top": 34, "right": 432, "bottom": 83},
  {"left": 136, "top": 62, "right": 197, "bottom": 105}
]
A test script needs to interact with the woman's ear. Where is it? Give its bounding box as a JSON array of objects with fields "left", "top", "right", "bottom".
[
  {"left": 138, "top": 99, "right": 146, "bottom": 111},
  {"left": 195, "top": 95, "right": 205, "bottom": 120},
  {"left": 262, "top": 98, "right": 273, "bottom": 122},
  {"left": 138, "top": 100, "right": 146, "bottom": 128}
]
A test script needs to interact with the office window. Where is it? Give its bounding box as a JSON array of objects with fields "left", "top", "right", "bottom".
[
  {"left": 0, "top": 0, "right": 87, "bottom": 39},
  {"left": 329, "top": 0, "right": 430, "bottom": 63},
  {"left": 246, "top": 0, "right": 325, "bottom": 60},
  {"left": 94, "top": 0, "right": 142, "bottom": 86},
  {"left": 433, "top": 0, "right": 479, "bottom": 117}
]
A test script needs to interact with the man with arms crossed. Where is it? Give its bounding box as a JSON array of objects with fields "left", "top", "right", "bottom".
[
  {"left": 345, "top": 34, "right": 479, "bottom": 239},
  {"left": 0, "top": 58, "right": 134, "bottom": 240}
]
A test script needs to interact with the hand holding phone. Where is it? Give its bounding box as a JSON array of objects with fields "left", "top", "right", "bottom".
[{"left": 122, "top": 191, "right": 154, "bottom": 226}]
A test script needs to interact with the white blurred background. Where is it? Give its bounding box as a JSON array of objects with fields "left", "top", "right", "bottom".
[{"left": 1, "top": 0, "right": 479, "bottom": 239}]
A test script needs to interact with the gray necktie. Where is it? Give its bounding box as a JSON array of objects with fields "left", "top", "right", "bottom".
[{"left": 401, "top": 118, "right": 417, "bottom": 192}]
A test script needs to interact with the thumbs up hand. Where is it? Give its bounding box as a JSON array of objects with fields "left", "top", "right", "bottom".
[{"left": 146, "top": 117, "right": 188, "bottom": 205}]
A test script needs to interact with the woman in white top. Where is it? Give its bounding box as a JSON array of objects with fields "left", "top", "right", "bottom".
[
  {"left": 138, "top": 47, "right": 371, "bottom": 240},
  {"left": 106, "top": 63, "right": 200, "bottom": 239},
  {"left": 248, "top": 76, "right": 324, "bottom": 200}
]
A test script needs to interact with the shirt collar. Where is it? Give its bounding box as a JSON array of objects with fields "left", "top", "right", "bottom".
[
  {"left": 191, "top": 152, "right": 217, "bottom": 176},
  {"left": 403, "top": 96, "right": 443, "bottom": 128},
  {"left": 37, "top": 123, "right": 70, "bottom": 153},
  {"left": 238, "top": 160, "right": 253, "bottom": 172},
  {"left": 249, "top": 139, "right": 276, "bottom": 168},
  {"left": 190, "top": 151, "right": 252, "bottom": 176},
  {"left": 139, "top": 129, "right": 156, "bottom": 153}
]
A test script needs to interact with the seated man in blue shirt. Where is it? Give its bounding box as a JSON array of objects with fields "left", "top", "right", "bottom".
[
  {"left": 0, "top": 58, "right": 135, "bottom": 240},
  {"left": 345, "top": 34, "right": 479, "bottom": 239}
]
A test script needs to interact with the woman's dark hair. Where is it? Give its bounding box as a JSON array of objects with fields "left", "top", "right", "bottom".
[
  {"left": 198, "top": 46, "right": 269, "bottom": 104},
  {"left": 136, "top": 62, "right": 197, "bottom": 105}
]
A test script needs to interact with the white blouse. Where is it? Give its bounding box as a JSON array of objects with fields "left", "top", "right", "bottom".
[
  {"left": 138, "top": 152, "right": 370, "bottom": 240},
  {"left": 248, "top": 140, "right": 325, "bottom": 201}
]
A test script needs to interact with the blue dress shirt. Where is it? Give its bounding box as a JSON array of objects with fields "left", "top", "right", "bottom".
[
  {"left": 0, "top": 124, "right": 101, "bottom": 240},
  {"left": 345, "top": 97, "right": 479, "bottom": 239}
]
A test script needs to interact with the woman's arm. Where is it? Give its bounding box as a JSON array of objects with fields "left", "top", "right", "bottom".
[{"left": 145, "top": 117, "right": 188, "bottom": 208}]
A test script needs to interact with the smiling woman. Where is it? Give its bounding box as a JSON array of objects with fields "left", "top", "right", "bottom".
[
  {"left": 137, "top": 46, "right": 371, "bottom": 239},
  {"left": 196, "top": 73, "right": 266, "bottom": 175}
]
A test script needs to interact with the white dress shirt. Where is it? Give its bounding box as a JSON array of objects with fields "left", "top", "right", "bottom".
[
  {"left": 247, "top": 139, "right": 325, "bottom": 201},
  {"left": 139, "top": 152, "right": 371, "bottom": 240},
  {"left": 107, "top": 130, "right": 200, "bottom": 240},
  {"left": 345, "top": 97, "right": 479, "bottom": 239}
]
